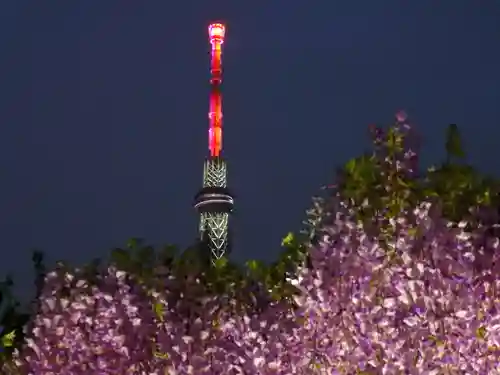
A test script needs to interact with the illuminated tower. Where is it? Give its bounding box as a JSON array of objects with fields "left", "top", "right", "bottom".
[{"left": 194, "top": 23, "right": 234, "bottom": 263}]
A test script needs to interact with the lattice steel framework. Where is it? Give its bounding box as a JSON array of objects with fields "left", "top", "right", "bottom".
[{"left": 194, "top": 23, "right": 234, "bottom": 263}]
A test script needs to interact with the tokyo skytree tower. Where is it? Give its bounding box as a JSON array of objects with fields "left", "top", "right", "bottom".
[{"left": 193, "top": 23, "right": 234, "bottom": 263}]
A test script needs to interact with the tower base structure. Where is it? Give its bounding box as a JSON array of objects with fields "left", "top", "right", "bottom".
[{"left": 194, "top": 157, "right": 234, "bottom": 262}]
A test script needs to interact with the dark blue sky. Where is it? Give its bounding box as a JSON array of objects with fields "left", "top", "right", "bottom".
[{"left": 0, "top": 2, "right": 499, "bottom": 301}]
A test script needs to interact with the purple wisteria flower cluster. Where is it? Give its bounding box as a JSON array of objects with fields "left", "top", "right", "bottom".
[
  {"left": 8, "top": 265, "right": 160, "bottom": 374},
  {"left": 288, "top": 200, "right": 500, "bottom": 373},
  {"left": 7, "top": 200, "right": 500, "bottom": 374}
]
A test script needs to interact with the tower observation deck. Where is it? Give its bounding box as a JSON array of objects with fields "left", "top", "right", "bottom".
[{"left": 194, "top": 23, "right": 234, "bottom": 263}]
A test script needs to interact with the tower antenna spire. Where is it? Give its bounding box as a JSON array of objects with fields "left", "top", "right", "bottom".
[
  {"left": 208, "top": 22, "right": 224, "bottom": 157},
  {"left": 194, "top": 22, "right": 234, "bottom": 263}
]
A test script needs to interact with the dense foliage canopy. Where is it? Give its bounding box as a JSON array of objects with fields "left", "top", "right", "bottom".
[{"left": 2, "top": 113, "right": 500, "bottom": 373}]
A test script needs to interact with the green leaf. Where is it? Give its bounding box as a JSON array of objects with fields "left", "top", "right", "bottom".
[
  {"left": 445, "top": 124, "right": 465, "bottom": 158},
  {"left": 152, "top": 302, "right": 164, "bottom": 322},
  {"left": 153, "top": 350, "right": 169, "bottom": 359},
  {"left": 479, "top": 189, "right": 491, "bottom": 205},
  {"left": 214, "top": 256, "right": 228, "bottom": 269},
  {"left": 386, "top": 127, "right": 397, "bottom": 149},
  {"left": 1, "top": 329, "right": 16, "bottom": 348},
  {"left": 281, "top": 232, "right": 295, "bottom": 247},
  {"left": 406, "top": 227, "right": 418, "bottom": 238},
  {"left": 126, "top": 237, "right": 143, "bottom": 250},
  {"left": 476, "top": 326, "right": 486, "bottom": 340},
  {"left": 345, "top": 158, "right": 356, "bottom": 174},
  {"left": 246, "top": 259, "right": 261, "bottom": 272}
]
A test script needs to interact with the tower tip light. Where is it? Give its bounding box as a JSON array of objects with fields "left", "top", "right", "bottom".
[{"left": 209, "top": 23, "right": 225, "bottom": 43}]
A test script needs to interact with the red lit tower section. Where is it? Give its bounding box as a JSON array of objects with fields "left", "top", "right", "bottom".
[
  {"left": 194, "top": 23, "right": 234, "bottom": 263},
  {"left": 208, "top": 23, "right": 223, "bottom": 157}
]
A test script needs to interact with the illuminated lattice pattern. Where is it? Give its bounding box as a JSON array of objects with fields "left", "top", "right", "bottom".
[
  {"left": 197, "top": 157, "right": 232, "bottom": 262},
  {"left": 203, "top": 158, "right": 227, "bottom": 188},
  {"left": 199, "top": 211, "right": 229, "bottom": 261}
]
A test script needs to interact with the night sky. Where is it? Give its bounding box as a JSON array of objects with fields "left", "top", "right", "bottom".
[{"left": 0, "top": 2, "right": 499, "bottom": 301}]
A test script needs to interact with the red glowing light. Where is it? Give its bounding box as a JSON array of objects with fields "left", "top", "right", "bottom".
[
  {"left": 207, "top": 22, "right": 225, "bottom": 157},
  {"left": 208, "top": 23, "right": 225, "bottom": 44},
  {"left": 209, "top": 89, "right": 222, "bottom": 157}
]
